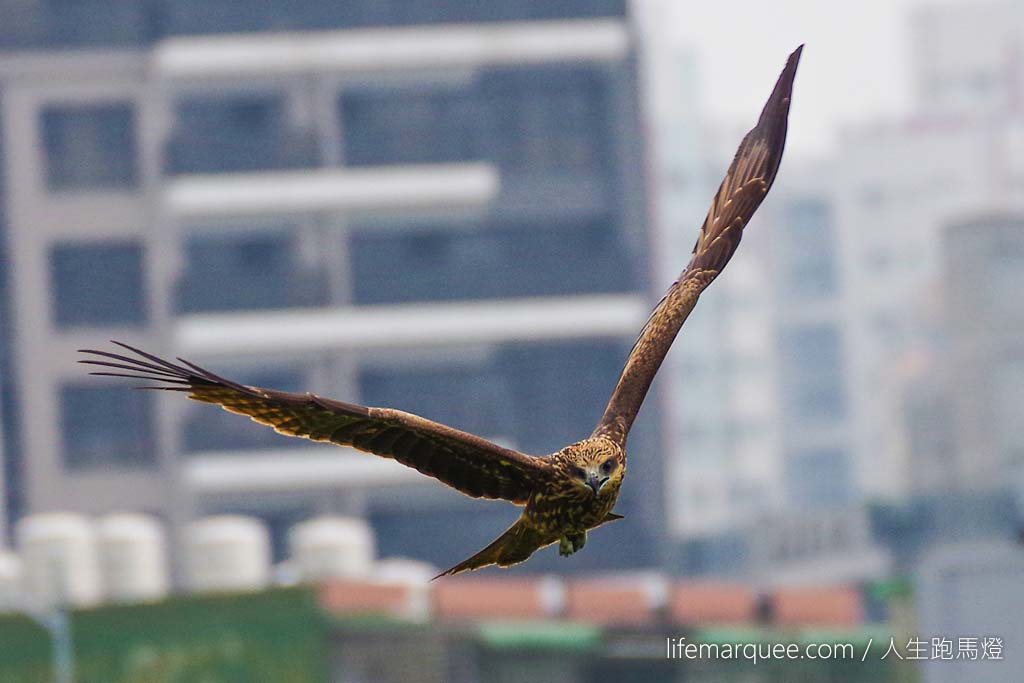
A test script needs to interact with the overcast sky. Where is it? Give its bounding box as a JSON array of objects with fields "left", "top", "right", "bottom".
[{"left": 661, "top": 0, "right": 952, "bottom": 160}]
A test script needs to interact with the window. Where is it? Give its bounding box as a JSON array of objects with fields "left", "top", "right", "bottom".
[
  {"left": 41, "top": 102, "right": 138, "bottom": 189},
  {"left": 176, "top": 231, "right": 328, "bottom": 313},
  {"left": 780, "top": 323, "right": 846, "bottom": 421},
  {"left": 781, "top": 198, "right": 838, "bottom": 299},
  {"left": 60, "top": 383, "right": 156, "bottom": 469},
  {"left": 482, "top": 66, "right": 610, "bottom": 174},
  {"left": 50, "top": 241, "right": 147, "bottom": 328},
  {"left": 785, "top": 448, "right": 852, "bottom": 508},
  {"left": 339, "top": 65, "right": 611, "bottom": 175},
  {"left": 160, "top": 1, "right": 625, "bottom": 37},
  {"left": 167, "top": 94, "right": 317, "bottom": 173},
  {"left": 340, "top": 85, "right": 484, "bottom": 166},
  {"left": 42, "top": 0, "right": 150, "bottom": 48},
  {"left": 351, "top": 218, "right": 633, "bottom": 304}
]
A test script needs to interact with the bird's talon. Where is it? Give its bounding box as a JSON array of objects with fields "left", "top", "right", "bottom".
[{"left": 559, "top": 532, "right": 587, "bottom": 557}]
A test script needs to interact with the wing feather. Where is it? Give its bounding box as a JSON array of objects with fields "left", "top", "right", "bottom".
[
  {"left": 593, "top": 45, "right": 802, "bottom": 445},
  {"left": 79, "top": 342, "right": 551, "bottom": 504}
]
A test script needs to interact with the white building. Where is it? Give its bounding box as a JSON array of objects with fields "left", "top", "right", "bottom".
[{"left": 0, "top": 4, "right": 665, "bottom": 571}]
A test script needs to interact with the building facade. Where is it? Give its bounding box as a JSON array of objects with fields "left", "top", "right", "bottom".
[
  {"left": 942, "top": 215, "right": 1024, "bottom": 491},
  {"left": 834, "top": 0, "right": 1024, "bottom": 500},
  {"left": 0, "top": 1, "right": 664, "bottom": 571}
]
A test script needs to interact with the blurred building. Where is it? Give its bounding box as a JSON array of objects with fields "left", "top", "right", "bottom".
[
  {"left": 661, "top": 155, "right": 850, "bottom": 543},
  {"left": 910, "top": 1, "right": 1024, "bottom": 118},
  {"left": 835, "top": 0, "right": 1024, "bottom": 500},
  {"left": 764, "top": 163, "right": 853, "bottom": 511},
  {"left": 0, "top": 2, "right": 664, "bottom": 571},
  {"left": 917, "top": 541, "right": 1024, "bottom": 683},
  {"left": 0, "top": 138, "right": 11, "bottom": 539},
  {"left": 942, "top": 215, "right": 1024, "bottom": 491},
  {"left": 631, "top": 2, "right": 734, "bottom": 539}
]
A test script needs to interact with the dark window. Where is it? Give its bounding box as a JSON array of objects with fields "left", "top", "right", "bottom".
[
  {"left": 351, "top": 218, "right": 634, "bottom": 305},
  {"left": 785, "top": 448, "right": 852, "bottom": 508},
  {"left": 339, "top": 65, "right": 610, "bottom": 176},
  {"left": 176, "top": 231, "right": 328, "bottom": 313},
  {"left": 50, "top": 241, "right": 147, "bottom": 327},
  {"left": 159, "top": 1, "right": 626, "bottom": 37},
  {"left": 779, "top": 323, "right": 846, "bottom": 421},
  {"left": 481, "top": 66, "right": 610, "bottom": 174},
  {"left": 41, "top": 103, "right": 138, "bottom": 190},
  {"left": 167, "top": 94, "right": 317, "bottom": 174},
  {"left": 340, "top": 86, "right": 483, "bottom": 166},
  {"left": 60, "top": 383, "right": 156, "bottom": 469},
  {"left": 41, "top": 0, "right": 152, "bottom": 48},
  {"left": 780, "top": 198, "right": 838, "bottom": 299},
  {"left": 182, "top": 366, "right": 310, "bottom": 452}
]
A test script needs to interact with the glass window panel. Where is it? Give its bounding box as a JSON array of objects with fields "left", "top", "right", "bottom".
[
  {"left": 50, "top": 241, "right": 147, "bottom": 328},
  {"left": 41, "top": 102, "right": 138, "bottom": 190},
  {"left": 60, "top": 383, "right": 156, "bottom": 469}
]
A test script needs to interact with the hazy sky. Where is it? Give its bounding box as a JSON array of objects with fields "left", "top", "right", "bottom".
[{"left": 662, "top": 0, "right": 949, "bottom": 160}]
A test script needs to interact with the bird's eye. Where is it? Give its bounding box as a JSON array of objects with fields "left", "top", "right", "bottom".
[
  {"left": 572, "top": 465, "right": 587, "bottom": 480},
  {"left": 601, "top": 458, "right": 616, "bottom": 473}
]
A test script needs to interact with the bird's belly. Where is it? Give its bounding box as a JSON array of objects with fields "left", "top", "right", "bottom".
[{"left": 528, "top": 491, "right": 617, "bottom": 534}]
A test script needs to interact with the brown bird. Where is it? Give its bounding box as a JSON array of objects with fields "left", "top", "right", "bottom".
[{"left": 79, "top": 46, "right": 801, "bottom": 578}]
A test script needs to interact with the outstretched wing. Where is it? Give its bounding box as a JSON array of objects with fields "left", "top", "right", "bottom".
[
  {"left": 594, "top": 45, "right": 802, "bottom": 446},
  {"left": 79, "top": 342, "right": 551, "bottom": 504}
]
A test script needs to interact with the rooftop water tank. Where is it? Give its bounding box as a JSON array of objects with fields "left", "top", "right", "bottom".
[
  {"left": 17, "top": 513, "right": 101, "bottom": 608},
  {"left": 375, "top": 557, "right": 437, "bottom": 620},
  {"left": 185, "top": 515, "right": 270, "bottom": 594},
  {"left": 96, "top": 513, "right": 169, "bottom": 604},
  {"left": 289, "top": 516, "right": 374, "bottom": 582}
]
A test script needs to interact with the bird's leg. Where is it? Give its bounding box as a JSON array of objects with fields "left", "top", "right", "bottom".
[{"left": 559, "top": 531, "right": 587, "bottom": 557}]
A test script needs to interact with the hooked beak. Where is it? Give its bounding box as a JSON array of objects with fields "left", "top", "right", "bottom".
[{"left": 586, "top": 472, "right": 607, "bottom": 496}]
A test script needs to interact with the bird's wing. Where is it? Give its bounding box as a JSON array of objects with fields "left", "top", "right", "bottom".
[
  {"left": 79, "top": 342, "right": 551, "bottom": 504},
  {"left": 593, "top": 45, "right": 802, "bottom": 446}
]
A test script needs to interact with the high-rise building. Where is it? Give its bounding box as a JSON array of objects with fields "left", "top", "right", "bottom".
[
  {"left": 0, "top": 2, "right": 663, "bottom": 571},
  {"left": 910, "top": 1, "right": 1024, "bottom": 117},
  {"left": 942, "top": 215, "right": 1024, "bottom": 491},
  {"left": 835, "top": 1, "right": 1024, "bottom": 500},
  {"left": 764, "top": 163, "right": 853, "bottom": 511}
]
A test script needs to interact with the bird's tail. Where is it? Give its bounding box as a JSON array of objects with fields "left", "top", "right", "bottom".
[{"left": 432, "top": 511, "right": 624, "bottom": 580}]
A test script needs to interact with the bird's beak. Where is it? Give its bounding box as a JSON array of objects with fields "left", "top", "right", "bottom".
[{"left": 586, "top": 472, "right": 602, "bottom": 495}]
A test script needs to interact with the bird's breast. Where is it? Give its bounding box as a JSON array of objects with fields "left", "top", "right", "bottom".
[{"left": 527, "top": 484, "right": 619, "bottom": 533}]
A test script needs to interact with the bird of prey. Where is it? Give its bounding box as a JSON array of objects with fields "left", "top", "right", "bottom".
[{"left": 80, "top": 46, "right": 801, "bottom": 578}]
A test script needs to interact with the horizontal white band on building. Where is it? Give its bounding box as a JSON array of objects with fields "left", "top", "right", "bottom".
[
  {"left": 185, "top": 448, "right": 425, "bottom": 494},
  {"left": 176, "top": 294, "right": 649, "bottom": 356},
  {"left": 154, "top": 20, "right": 631, "bottom": 79},
  {"left": 163, "top": 163, "right": 499, "bottom": 218}
]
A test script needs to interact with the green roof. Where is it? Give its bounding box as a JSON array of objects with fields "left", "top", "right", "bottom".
[{"left": 477, "top": 620, "right": 601, "bottom": 651}]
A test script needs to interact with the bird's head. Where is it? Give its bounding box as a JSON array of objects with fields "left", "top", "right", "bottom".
[{"left": 563, "top": 441, "right": 625, "bottom": 498}]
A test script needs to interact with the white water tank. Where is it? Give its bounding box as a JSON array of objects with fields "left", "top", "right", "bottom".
[
  {"left": 0, "top": 551, "right": 23, "bottom": 612},
  {"left": 17, "top": 513, "right": 101, "bottom": 608},
  {"left": 96, "top": 514, "right": 169, "bottom": 604},
  {"left": 375, "top": 557, "right": 436, "bottom": 585},
  {"left": 186, "top": 516, "right": 270, "bottom": 593},
  {"left": 289, "top": 516, "right": 375, "bottom": 582},
  {"left": 375, "top": 557, "right": 436, "bottom": 621}
]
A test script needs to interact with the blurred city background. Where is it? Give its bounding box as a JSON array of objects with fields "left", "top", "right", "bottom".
[{"left": 0, "top": 0, "right": 1020, "bottom": 681}]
